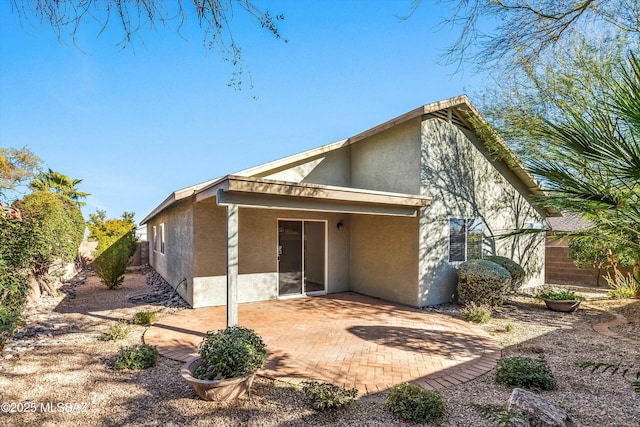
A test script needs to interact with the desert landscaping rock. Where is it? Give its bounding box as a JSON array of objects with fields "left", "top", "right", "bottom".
[
  {"left": 0, "top": 270, "right": 638, "bottom": 426},
  {"left": 127, "top": 266, "right": 190, "bottom": 308},
  {"left": 508, "top": 388, "right": 573, "bottom": 427}
]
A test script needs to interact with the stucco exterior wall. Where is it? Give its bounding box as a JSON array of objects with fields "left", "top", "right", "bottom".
[
  {"left": 261, "top": 147, "right": 351, "bottom": 187},
  {"left": 350, "top": 118, "right": 422, "bottom": 195},
  {"left": 146, "top": 198, "right": 194, "bottom": 303},
  {"left": 190, "top": 203, "right": 351, "bottom": 308},
  {"left": 418, "top": 117, "right": 545, "bottom": 306},
  {"left": 349, "top": 214, "right": 419, "bottom": 306}
]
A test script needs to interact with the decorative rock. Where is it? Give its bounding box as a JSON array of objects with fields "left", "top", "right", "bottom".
[
  {"left": 127, "top": 266, "right": 190, "bottom": 309},
  {"left": 508, "top": 388, "right": 574, "bottom": 427}
]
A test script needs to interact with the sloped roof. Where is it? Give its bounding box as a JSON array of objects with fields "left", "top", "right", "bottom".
[
  {"left": 547, "top": 213, "right": 593, "bottom": 232},
  {"left": 141, "top": 95, "right": 555, "bottom": 225}
]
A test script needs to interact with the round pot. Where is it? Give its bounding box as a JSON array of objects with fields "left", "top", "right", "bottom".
[
  {"left": 180, "top": 356, "right": 256, "bottom": 402},
  {"left": 542, "top": 299, "right": 582, "bottom": 313}
]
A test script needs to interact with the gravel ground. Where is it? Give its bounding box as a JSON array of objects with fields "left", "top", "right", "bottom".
[{"left": 1, "top": 270, "right": 638, "bottom": 426}]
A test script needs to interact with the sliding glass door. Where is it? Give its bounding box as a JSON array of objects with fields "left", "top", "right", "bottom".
[{"left": 278, "top": 220, "right": 326, "bottom": 297}]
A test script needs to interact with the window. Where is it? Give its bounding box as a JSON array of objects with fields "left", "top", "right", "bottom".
[
  {"left": 159, "top": 223, "right": 165, "bottom": 254},
  {"left": 449, "top": 217, "right": 483, "bottom": 263},
  {"left": 152, "top": 226, "right": 157, "bottom": 252}
]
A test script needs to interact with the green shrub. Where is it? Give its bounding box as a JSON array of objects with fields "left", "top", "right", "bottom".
[
  {"left": 505, "top": 324, "right": 515, "bottom": 333},
  {"left": 605, "top": 271, "right": 640, "bottom": 299},
  {"left": 301, "top": 381, "right": 358, "bottom": 411},
  {"left": 457, "top": 259, "right": 511, "bottom": 307},
  {"left": 1, "top": 193, "right": 84, "bottom": 346},
  {"left": 196, "top": 326, "right": 267, "bottom": 380},
  {"left": 13, "top": 191, "right": 85, "bottom": 293},
  {"left": 461, "top": 302, "right": 491, "bottom": 323},
  {"left": 131, "top": 310, "right": 157, "bottom": 325},
  {"left": 483, "top": 255, "right": 526, "bottom": 292},
  {"left": 385, "top": 382, "right": 446, "bottom": 424},
  {"left": 88, "top": 210, "right": 137, "bottom": 290},
  {"left": 495, "top": 356, "right": 557, "bottom": 391},
  {"left": 115, "top": 344, "right": 158, "bottom": 370},
  {"left": 101, "top": 322, "right": 130, "bottom": 341},
  {"left": 535, "top": 288, "right": 585, "bottom": 301}
]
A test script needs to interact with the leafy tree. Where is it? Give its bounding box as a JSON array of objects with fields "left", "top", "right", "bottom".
[
  {"left": 12, "top": 191, "right": 85, "bottom": 296},
  {"left": 424, "top": 0, "right": 640, "bottom": 72},
  {"left": 528, "top": 53, "right": 640, "bottom": 285},
  {"left": 9, "top": 0, "right": 285, "bottom": 89},
  {"left": 88, "top": 210, "right": 137, "bottom": 289},
  {"left": 0, "top": 146, "right": 41, "bottom": 202},
  {"left": 30, "top": 168, "right": 90, "bottom": 207},
  {"left": 569, "top": 231, "right": 635, "bottom": 286}
]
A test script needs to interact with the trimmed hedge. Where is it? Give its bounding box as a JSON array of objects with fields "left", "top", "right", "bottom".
[
  {"left": 483, "top": 255, "right": 526, "bottom": 292},
  {"left": 457, "top": 259, "right": 511, "bottom": 307}
]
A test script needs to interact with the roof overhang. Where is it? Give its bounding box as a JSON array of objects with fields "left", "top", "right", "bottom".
[
  {"left": 196, "top": 175, "right": 431, "bottom": 217},
  {"left": 139, "top": 178, "right": 219, "bottom": 225}
]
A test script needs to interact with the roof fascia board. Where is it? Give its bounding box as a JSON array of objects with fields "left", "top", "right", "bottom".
[
  {"left": 216, "top": 190, "right": 421, "bottom": 217},
  {"left": 198, "top": 175, "right": 431, "bottom": 208},
  {"left": 139, "top": 178, "right": 220, "bottom": 225}
]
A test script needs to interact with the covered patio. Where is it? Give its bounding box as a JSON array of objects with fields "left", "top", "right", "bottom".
[{"left": 144, "top": 292, "right": 501, "bottom": 394}]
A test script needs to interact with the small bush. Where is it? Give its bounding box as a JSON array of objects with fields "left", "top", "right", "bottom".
[
  {"left": 386, "top": 382, "right": 446, "bottom": 424},
  {"left": 132, "top": 310, "right": 157, "bottom": 325},
  {"left": 535, "top": 288, "right": 585, "bottom": 301},
  {"left": 101, "top": 322, "right": 130, "bottom": 341},
  {"left": 483, "top": 255, "right": 526, "bottom": 292},
  {"left": 605, "top": 271, "right": 640, "bottom": 299},
  {"left": 301, "top": 381, "right": 358, "bottom": 411},
  {"left": 495, "top": 356, "right": 556, "bottom": 391},
  {"left": 115, "top": 344, "right": 158, "bottom": 370},
  {"left": 93, "top": 237, "right": 134, "bottom": 289},
  {"left": 196, "top": 326, "right": 267, "bottom": 380},
  {"left": 505, "top": 324, "right": 515, "bottom": 333},
  {"left": 461, "top": 302, "right": 491, "bottom": 323},
  {"left": 89, "top": 211, "right": 137, "bottom": 290},
  {"left": 457, "top": 259, "right": 511, "bottom": 307}
]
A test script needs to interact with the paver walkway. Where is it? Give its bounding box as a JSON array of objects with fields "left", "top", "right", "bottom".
[
  {"left": 144, "top": 292, "right": 501, "bottom": 394},
  {"left": 586, "top": 303, "right": 640, "bottom": 344}
]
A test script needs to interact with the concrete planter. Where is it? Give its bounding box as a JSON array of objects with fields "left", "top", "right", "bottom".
[
  {"left": 180, "top": 356, "right": 256, "bottom": 402},
  {"left": 542, "top": 299, "right": 582, "bottom": 313}
]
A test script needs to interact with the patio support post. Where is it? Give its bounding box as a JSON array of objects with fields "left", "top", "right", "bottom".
[{"left": 226, "top": 202, "right": 239, "bottom": 327}]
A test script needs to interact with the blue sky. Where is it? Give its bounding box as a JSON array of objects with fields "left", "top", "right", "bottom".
[{"left": 0, "top": 1, "right": 489, "bottom": 224}]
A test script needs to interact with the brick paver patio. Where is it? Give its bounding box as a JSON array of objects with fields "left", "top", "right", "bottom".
[{"left": 144, "top": 292, "right": 501, "bottom": 394}]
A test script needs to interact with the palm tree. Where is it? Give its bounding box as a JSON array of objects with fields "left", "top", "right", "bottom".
[
  {"left": 528, "top": 53, "right": 640, "bottom": 287},
  {"left": 30, "top": 168, "right": 90, "bottom": 206}
]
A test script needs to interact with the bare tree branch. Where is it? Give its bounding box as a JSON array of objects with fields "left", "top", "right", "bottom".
[{"left": 8, "top": 0, "right": 285, "bottom": 89}]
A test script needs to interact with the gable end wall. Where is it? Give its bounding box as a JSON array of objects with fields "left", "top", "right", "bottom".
[{"left": 418, "top": 117, "right": 545, "bottom": 306}]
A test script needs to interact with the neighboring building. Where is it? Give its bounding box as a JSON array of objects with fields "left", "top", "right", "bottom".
[
  {"left": 135, "top": 224, "right": 148, "bottom": 242},
  {"left": 141, "top": 96, "right": 556, "bottom": 309}
]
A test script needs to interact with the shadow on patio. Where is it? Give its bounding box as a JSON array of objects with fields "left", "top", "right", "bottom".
[{"left": 144, "top": 292, "right": 500, "bottom": 394}]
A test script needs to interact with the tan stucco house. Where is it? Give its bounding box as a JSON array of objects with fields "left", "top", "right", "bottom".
[{"left": 141, "top": 96, "right": 555, "bottom": 319}]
